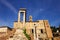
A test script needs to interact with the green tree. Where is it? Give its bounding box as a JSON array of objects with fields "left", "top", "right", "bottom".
[
  {"left": 23, "top": 29, "right": 31, "bottom": 40},
  {"left": 50, "top": 26, "right": 57, "bottom": 32},
  {"left": 58, "top": 25, "right": 60, "bottom": 32}
]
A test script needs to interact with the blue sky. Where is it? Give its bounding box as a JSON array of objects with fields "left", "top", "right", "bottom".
[{"left": 0, "top": 0, "right": 60, "bottom": 28}]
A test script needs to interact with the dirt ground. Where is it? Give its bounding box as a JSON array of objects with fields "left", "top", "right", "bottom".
[{"left": 53, "top": 36, "right": 60, "bottom": 40}]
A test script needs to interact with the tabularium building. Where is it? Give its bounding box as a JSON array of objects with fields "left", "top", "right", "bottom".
[{"left": 14, "top": 8, "right": 53, "bottom": 40}]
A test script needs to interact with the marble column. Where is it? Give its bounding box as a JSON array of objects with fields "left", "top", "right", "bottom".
[
  {"left": 18, "top": 11, "right": 20, "bottom": 22},
  {"left": 34, "top": 25, "right": 37, "bottom": 40}
]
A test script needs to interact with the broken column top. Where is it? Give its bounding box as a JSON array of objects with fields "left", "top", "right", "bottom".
[{"left": 20, "top": 8, "right": 26, "bottom": 11}]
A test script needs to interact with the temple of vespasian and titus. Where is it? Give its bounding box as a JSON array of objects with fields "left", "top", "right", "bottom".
[{"left": 14, "top": 8, "right": 53, "bottom": 40}]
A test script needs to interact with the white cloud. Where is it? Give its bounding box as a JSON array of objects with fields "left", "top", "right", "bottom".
[
  {"left": 40, "top": 9, "right": 44, "bottom": 11},
  {"left": 0, "top": 0, "right": 17, "bottom": 14}
]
